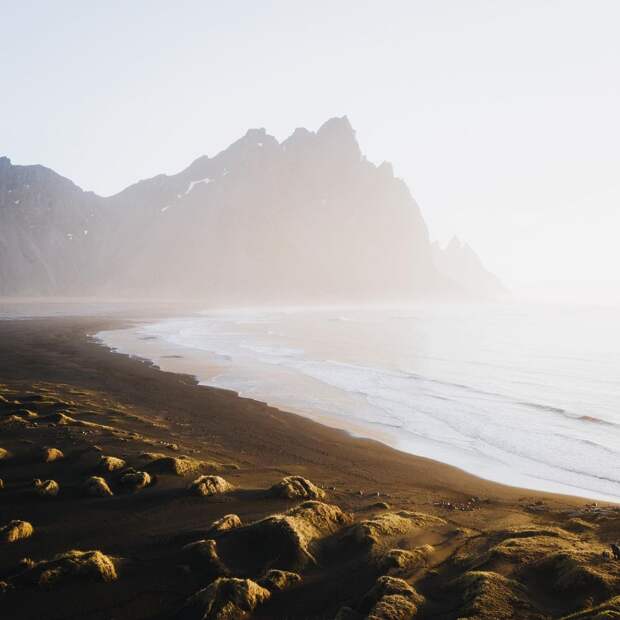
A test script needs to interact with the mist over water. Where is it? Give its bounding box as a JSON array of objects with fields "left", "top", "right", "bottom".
[{"left": 99, "top": 303, "right": 620, "bottom": 503}]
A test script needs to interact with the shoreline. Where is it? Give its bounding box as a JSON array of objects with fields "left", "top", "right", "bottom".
[
  {"left": 2, "top": 315, "right": 619, "bottom": 619},
  {"left": 0, "top": 315, "right": 602, "bottom": 506},
  {"left": 96, "top": 315, "right": 620, "bottom": 505}
]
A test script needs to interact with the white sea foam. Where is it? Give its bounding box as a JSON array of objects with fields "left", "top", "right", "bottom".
[{"left": 97, "top": 304, "right": 620, "bottom": 502}]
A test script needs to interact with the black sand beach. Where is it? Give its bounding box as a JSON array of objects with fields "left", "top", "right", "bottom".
[{"left": 1, "top": 317, "right": 619, "bottom": 619}]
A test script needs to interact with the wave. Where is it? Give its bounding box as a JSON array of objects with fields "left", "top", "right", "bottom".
[
  {"left": 97, "top": 307, "right": 620, "bottom": 502},
  {"left": 287, "top": 358, "right": 617, "bottom": 429}
]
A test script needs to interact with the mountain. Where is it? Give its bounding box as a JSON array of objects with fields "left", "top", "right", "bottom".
[
  {"left": 0, "top": 117, "right": 503, "bottom": 303},
  {"left": 432, "top": 237, "right": 506, "bottom": 299},
  {"left": 0, "top": 156, "right": 102, "bottom": 296}
]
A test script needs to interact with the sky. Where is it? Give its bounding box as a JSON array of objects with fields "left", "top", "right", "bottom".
[{"left": 2, "top": 0, "right": 619, "bottom": 300}]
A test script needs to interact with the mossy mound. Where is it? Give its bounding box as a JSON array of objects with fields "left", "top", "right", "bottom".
[
  {"left": 98, "top": 455, "right": 126, "bottom": 472},
  {"left": 565, "top": 518, "right": 598, "bottom": 533},
  {"left": 84, "top": 476, "right": 113, "bottom": 497},
  {"left": 41, "top": 412, "right": 76, "bottom": 425},
  {"left": 17, "top": 550, "right": 118, "bottom": 587},
  {"left": 181, "top": 539, "right": 229, "bottom": 576},
  {"left": 207, "top": 514, "right": 243, "bottom": 535},
  {"left": 379, "top": 546, "right": 434, "bottom": 576},
  {"left": 361, "top": 576, "right": 424, "bottom": 620},
  {"left": 562, "top": 595, "right": 620, "bottom": 619},
  {"left": 461, "top": 525, "right": 598, "bottom": 571},
  {"left": 180, "top": 577, "right": 270, "bottom": 620},
  {"left": 33, "top": 479, "right": 60, "bottom": 497},
  {"left": 453, "top": 570, "right": 539, "bottom": 619},
  {"left": 349, "top": 511, "right": 446, "bottom": 547},
  {"left": 77, "top": 445, "right": 104, "bottom": 467},
  {"left": 455, "top": 522, "right": 619, "bottom": 609},
  {"left": 13, "top": 409, "right": 39, "bottom": 420},
  {"left": 269, "top": 475, "right": 326, "bottom": 500},
  {"left": 119, "top": 468, "right": 151, "bottom": 491},
  {"left": 220, "top": 501, "right": 352, "bottom": 572},
  {"left": 0, "top": 520, "right": 34, "bottom": 543},
  {"left": 189, "top": 475, "right": 234, "bottom": 497},
  {"left": 148, "top": 456, "right": 204, "bottom": 476},
  {"left": 1, "top": 415, "right": 30, "bottom": 427},
  {"left": 258, "top": 569, "right": 301, "bottom": 592},
  {"left": 539, "top": 552, "right": 615, "bottom": 594},
  {"left": 138, "top": 451, "right": 167, "bottom": 461},
  {"left": 41, "top": 447, "right": 64, "bottom": 463}
]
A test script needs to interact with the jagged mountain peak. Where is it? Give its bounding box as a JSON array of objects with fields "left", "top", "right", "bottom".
[
  {"left": 377, "top": 161, "right": 394, "bottom": 178},
  {"left": 281, "top": 117, "right": 359, "bottom": 158},
  {"left": 0, "top": 117, "right": 504, "bottom": 302},
  {"left": 282, "top": 127, "right": 313, "bottom": 150},
  {"left": 0, "top": 157, "right": 84, "bottom": 196},
  {"left": 317, "top": 115, "right": 354, "bottom": 135},
  {"left": 316, "top": 115, "right": 361, "bottom": 160},
  {"left": 126, "top": 117, "right": 364, "bottom": 197},
  {"left": 432, "top": 236, "right": 505, "bottom": 299}
]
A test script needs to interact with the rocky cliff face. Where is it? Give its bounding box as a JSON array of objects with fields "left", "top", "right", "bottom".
[{"left": 0, "top": 118, "right": 502, "bottom": 303}]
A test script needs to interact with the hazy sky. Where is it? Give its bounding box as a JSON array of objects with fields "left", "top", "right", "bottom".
[{"left": 2, "top": 1, "right": 619, "bottom": 298}]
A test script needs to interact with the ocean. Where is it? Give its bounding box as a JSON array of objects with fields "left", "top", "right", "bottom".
[{"left": 97, "top": 303, "right": 620, "bottom": 503}]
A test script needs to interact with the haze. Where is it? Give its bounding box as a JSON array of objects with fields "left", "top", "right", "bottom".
[{"left": 2, "top": 0, "right": 619, "bottom": 302}]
